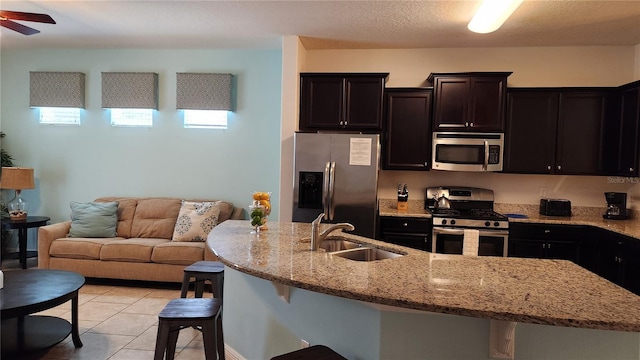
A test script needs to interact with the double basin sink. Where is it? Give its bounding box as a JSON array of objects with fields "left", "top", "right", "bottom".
[{"left": 319, "top": 236, "right": 405, "bottom": 261}]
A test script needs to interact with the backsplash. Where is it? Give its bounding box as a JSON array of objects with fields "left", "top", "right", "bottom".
[{"left": 379, "top": 170, "right": 640, "bottom": 211}]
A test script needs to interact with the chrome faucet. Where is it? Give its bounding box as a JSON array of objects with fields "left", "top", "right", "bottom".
[{"left": 310, "top": 213, "right": 355, "bottom": 251}]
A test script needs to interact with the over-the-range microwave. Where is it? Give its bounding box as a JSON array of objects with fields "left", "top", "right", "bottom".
[{"left": 431, "top": 132, "right": 504, "bottom": 172}]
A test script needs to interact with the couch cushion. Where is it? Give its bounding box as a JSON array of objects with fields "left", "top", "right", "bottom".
[
  {"left": 68, "top": 201, "right": 119, "bottom": 238},
  {"left": 50, "top": 237, "right": 118, "bottom": 260},
  {"left": 172, "top": 201, "right": 221, "bottom": 242},
  {"left": 100, "top": 238, "right": 168, "bottom": 262},
  {"left": 96, "top": 197, "right": 138, "bottom": 238},
  {"left": 152, "top": 241, "right": 205, "bottom": 265},
  {"left": 130, "top": 198, "right": 181, "bottom": 239}
]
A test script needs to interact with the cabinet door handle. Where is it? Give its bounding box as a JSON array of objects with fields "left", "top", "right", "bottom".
[
  {"left": 557, "top": 165, "right": 562, "bottom": 170},
  {"left": 630, "top": 167, "right": 635, "bottom": 172},
  {"left": 402, "top": 223, "right": 408, "bottom": 227},
  {"left": 469, "top": 122, "right": 474, "bottom": 127},
  {"left": 547, "top": 165, "right": 551, "bottom": 171},
  {"left": 465, "top": 122, "right": 469, "bottom": 127},
  {"left": 544, "top": 229, "right": 551, "bottom": 234},
  {"left": 424, "top": 161, "right": 429, "bottom": 167}
]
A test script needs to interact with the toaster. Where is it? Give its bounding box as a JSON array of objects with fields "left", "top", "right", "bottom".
[{"left": 539, "top": 198, "right": 572, "bottom": 217}]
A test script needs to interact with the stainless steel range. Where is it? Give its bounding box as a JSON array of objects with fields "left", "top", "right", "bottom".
[{"left": 425, "top": 187, "right": 508, "bottom": 257}]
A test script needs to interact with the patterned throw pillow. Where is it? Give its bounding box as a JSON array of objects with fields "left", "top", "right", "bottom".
[{"left": 171, "top": 201, "right": 221, "bottom": 242}]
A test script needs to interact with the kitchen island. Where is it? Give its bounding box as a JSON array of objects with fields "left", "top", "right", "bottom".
[{"left": 209, "top": 220, "right": 640, "bottom": 360}]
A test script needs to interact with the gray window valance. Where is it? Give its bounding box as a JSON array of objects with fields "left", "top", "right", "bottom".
[
  {"left": 30, "top": 71, "right": 85, "bottom": 108},
  {"left": 102, "top": 72, "right": 158, "bottom": 109},
  {"left": 176, "top": 73, "right": 232, "bottom": 111}
]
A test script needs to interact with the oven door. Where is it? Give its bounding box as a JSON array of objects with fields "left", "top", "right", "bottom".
[
  {"left": 431, "top": 132, "right": 503, "bottom": 172},
  {"left": 432, "top": 227, "right": 508, "bottom": 257}
]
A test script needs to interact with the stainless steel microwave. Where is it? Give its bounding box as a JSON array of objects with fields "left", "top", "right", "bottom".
[{"left": 432, "top": 132, "right": 504, "bottom": 172}]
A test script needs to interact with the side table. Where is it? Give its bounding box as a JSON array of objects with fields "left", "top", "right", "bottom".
[{"left": 1, "top": 216, "right": 50, "bottom": 269}]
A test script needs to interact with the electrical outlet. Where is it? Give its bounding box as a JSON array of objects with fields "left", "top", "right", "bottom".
[
  {"left": 301, "top": 339, "right": 310, "bottom": 349},
  {"left": 539, "top": 187, "right": 547, "bottom": 198}
]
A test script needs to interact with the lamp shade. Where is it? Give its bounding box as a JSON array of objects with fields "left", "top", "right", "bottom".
[
  {"left": 30, "top": 71, "right": 86, "bottom": 108},
  {"left": 0, "top": 167, "right": 35, "bottom": 190},
  {"left": 176, "top": 73, "right": 232, "bottom": 111},
  {"left": 102, "top": 72, "right": 159, "bottom": 109}
]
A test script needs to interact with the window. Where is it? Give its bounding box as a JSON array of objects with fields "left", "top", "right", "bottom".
[
  {"left": 110, "top": 109, "right": 153, "bottom": 127},
  {"left": 39, "top": 107, "right": 81, "bottom": 125},
  {"left": 183, "top": 110, "right": 228, "bottom": 129}
]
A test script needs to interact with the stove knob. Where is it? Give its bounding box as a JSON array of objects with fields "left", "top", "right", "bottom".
[
  {"left": 485, "top": 221, "right": 491, "bottom": 227},
  {"left": 494, "top": 222, "right": 500, "bottom": 227},
  {"left": 450, "top": 219, "right": 456, "bottom": 225}
]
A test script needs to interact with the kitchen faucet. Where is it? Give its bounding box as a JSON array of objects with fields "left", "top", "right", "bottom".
[{"left": 310, "top": 213, "right": 355, "bottom": 251}]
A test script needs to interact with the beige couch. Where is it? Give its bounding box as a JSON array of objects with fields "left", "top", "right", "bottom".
[{"left": 38, "top": 197, "right": 243, "bottom": 283}]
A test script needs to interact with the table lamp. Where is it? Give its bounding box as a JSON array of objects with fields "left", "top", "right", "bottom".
[{"left": 0, "top": 167, "right": 35, "bottom": 220}]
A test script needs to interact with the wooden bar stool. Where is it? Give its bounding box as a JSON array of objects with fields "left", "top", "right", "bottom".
[
  {"left": 180, "top": 260, "right": 225, "bottom": 360},
  {"left": 154, "top": 298, "right": 221, "bottom": 360},
  {"left": 271, "top": 345, "right": 347, "bottom": 360}
]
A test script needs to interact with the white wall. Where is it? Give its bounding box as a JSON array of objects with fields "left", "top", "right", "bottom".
[
  {"left": 1, "top": 49, "right": 282, "bottom": 239},
  {"left": 301, "top": 46, "right": 640, "bottom": 208}
]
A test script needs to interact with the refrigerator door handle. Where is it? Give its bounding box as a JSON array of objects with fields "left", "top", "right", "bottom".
[
  {"left": 322, "top": 161, "right": 331, "bottom": 220},
  {"left": 328, "top": 161, "right": 336, "bottom": 221}
]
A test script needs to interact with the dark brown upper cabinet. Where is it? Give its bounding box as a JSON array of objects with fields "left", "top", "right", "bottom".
[
  {"left": 299, "top": 73, "right": 389, "bottom": 132},
  {"left": 382, "top": 88, "right": 433, "bottom": 170},
  {"left": 601, "top": 80, "right": 640, "bottom": 177},
  {"left": 505, "top": 88, "right": 611, "bottom": 175},
  {"left": 428, "top": 72, "right": 512, "bottom": 132}
]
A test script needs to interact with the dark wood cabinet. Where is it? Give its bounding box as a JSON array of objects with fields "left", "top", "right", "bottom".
[
  {"left": 504, "top": 88, "right": 609, "bottom": 175},
  {"left": 602, "top": 81, "right": 640, "bottom": 177},
  {"left": 379, "top": 216, "right": 432, "bottom": 251},
  {"left": 594, "top": 228, "right": 640, "bottom": 296},
  {"left": 382, "top": 88, "right": 433, "bottom": 170},
  {"left": 299, "top": 73, "right": 388, "bottom": 132},
  {"left": 429, "top": 72, "right": 511, "bottom": 132},
  {"left": 508, "top": 223, "right": 596, "bottom": 271}
]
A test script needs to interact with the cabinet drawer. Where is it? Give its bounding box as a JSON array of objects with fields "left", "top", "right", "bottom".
[
  {"left": 509, "top": 223, "right": 586, "bottom": 240},
  {"left": 380, "top": 217, "right": 431, "bottom": 233}
]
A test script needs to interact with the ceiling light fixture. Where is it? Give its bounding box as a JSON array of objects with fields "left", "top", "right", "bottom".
[{"left": 468, "top": 0, "right": 524, "bottom": 34}]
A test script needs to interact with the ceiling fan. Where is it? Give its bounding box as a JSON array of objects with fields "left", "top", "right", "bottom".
[{"left": 0, "top": 10, "right": 55, "bottom": 35}]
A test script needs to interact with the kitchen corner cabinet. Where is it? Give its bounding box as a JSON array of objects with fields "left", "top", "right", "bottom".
[
  {"left": 382, "top": 88, "right": 433, "bottom": 170},
  {"left": 601, "top": 81, "right": 640, "bottom": 177},
  {"left": 299, "top": 73, "right": 388, "bottom": 132},
  {"left": 379, "top": 216, "right": 432, "bottom": 251},
  {"left": 504, "top": 88, "right": 609, "bottom": 175},
  {"left": 428, "top": 72, "right": 511, "bottom": 132},
  {"left": 507, "top": 223, "right": 597, "bottom": 272},
  {"left": 594, "top": 228, "right": 640, "bottom": 296}
]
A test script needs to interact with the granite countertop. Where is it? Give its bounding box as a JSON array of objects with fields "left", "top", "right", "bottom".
[
  {"left": 379, "top": 199, "right": 640, "bottom": 240},
  {"left": 208, "top": 220, "right": 640, "bottom": 332}
]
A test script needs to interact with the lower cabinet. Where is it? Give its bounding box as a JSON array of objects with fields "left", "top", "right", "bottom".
[
  {"left": 379, "top": 216, "right": 432, "bottom": 251},
  {"left": 508, "top": 223, "right": 597, "bottom": 272},
  {"left": 594, "top": 228, "right": 640, "bottom": 296}
]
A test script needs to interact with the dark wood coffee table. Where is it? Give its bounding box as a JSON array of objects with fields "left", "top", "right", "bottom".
[{"left": 1, "top": 269, "right": 85, "bottom": 357}]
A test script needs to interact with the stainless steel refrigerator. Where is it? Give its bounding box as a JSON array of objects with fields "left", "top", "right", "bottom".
[{"left": 293, "top": 132, "right": 380, "bottom": 238}]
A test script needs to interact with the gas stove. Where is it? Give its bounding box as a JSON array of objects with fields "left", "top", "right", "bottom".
[{"left": 425, "top": 187, "right": 509, "bottom": 230}]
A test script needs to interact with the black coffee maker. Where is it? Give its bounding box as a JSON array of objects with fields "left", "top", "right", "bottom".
[{"left": 603, "top": 192, "right": 628, "bottom": 220}]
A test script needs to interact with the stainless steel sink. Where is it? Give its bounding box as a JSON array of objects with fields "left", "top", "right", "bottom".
[
  {"left": 318, "top": 237, "right": 363, "bottom": 252},
  {"left": 329, "top": 247, "right": 404, "bottom": 261}
]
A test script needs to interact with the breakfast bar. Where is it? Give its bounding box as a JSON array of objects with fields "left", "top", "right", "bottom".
[{"left": 209, "top": 220, "right": 640, "bottom": 360}]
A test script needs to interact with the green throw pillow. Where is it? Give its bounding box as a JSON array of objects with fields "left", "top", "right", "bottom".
[{"left": 68, "top": 201, "right": 119, "bottom": 238}]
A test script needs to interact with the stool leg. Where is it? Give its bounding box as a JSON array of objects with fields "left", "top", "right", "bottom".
[
  {"left": 216, "top": 314, "right": 225, "bottom": 360},
  {"left": 166, "top": 326, "right": 180, "bottom": 360},
  {"left": 154, "top": 321, "right": 170, "bottom": 360},
  {"left": 195, "top": 278, "right": 205, "bottom": 298},
  {"left": 202, "top": 320, "right": 217, "bottom": 360},
  {"left": 181, "top": 273, "right": 191, "bottom": 298}
]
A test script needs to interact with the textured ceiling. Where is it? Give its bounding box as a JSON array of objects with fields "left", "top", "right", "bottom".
[{"left": 1, "top": 0, "right": 639, "bottom": 50}]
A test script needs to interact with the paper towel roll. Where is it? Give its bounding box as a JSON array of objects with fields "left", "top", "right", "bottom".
[{"left": 463, "top": 229, "right": 480, "bottom": 256}]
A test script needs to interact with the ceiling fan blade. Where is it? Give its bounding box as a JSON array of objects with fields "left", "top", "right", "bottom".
[
  {"left": 0, "top": 11, "right": 55, "bottom": 24},
  {"left": 0, "top": 19, "right": 40, "bottom": 35}
]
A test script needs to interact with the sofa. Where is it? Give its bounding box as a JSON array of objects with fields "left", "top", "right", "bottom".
[{"left": 38, "top": 197, "right": 243, "bottom": 283}]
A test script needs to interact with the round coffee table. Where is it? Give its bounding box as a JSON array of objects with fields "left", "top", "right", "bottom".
[{"left": 1, "top": 269, "right": 85, "bottom": 357}]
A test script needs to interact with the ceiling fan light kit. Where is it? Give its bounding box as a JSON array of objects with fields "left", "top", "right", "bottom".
[
  {"left": 0, "top": 10, "right": 55, "bottom": 35},
  {"left": 468, "top": 0, "right": 524, "bottom": 34}
]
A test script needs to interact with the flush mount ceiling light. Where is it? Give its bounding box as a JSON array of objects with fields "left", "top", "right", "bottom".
[{"left": 468, "top": 0, "right": 524, "bottom": 34}]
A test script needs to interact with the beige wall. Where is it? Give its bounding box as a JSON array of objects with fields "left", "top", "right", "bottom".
[{"left": 287, "top": 45, "right": 640, "bottom": 210}]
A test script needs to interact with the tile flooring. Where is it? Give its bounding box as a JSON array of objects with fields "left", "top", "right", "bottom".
[{"left": 2, "top": 258, "right": 211, "bottom": 360}]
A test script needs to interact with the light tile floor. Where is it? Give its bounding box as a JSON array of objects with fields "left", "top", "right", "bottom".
[{"left": 2, "top": 258, "right": 211, "bottom": 360}]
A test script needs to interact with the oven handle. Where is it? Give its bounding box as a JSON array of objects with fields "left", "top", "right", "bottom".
[{"left": 433, "top": 227, "right": 509, "bottom": 237}]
